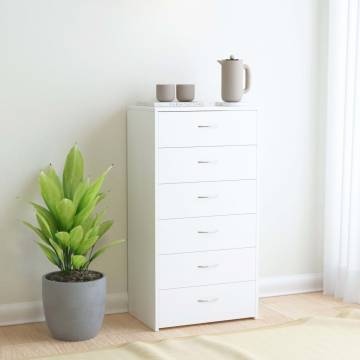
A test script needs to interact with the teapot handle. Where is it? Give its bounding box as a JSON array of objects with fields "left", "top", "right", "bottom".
[{"left": 244, "top": 64, "right": 251, "bottom": 93}]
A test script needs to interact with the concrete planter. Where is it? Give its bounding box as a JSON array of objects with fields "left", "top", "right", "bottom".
[{"left": 42, "top": 272, "right": 106, "bottom": 341}]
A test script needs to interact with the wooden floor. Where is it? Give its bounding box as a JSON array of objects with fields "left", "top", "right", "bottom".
[{"left": 0, "top": 292, "right": 354, "bottom": 360}]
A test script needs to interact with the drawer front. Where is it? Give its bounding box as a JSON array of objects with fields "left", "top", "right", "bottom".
[
  {"left": 159, "top": 248, "right": 256, "bottom": 289},
  {"left": 158, "top": 146, "right": 256, "bottom": 183},
  {"left": 158, "top": 111, "right": 257, "bottom": 148},
  {"left": 158, "top": 180, "right": 256, "bottom": 219},
  {"left": 158, "top": 281, "right": 256, "bottom": 328},
  {"left": 159, "top": 214, "right": 256, "bottom": 254}
]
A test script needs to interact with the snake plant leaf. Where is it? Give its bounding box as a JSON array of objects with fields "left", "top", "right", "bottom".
[
  {"left": 88, "top": 239, "right": 125, "bottom": 264},
  {"left": 69, "top": 225, "right": 84, "bottom": 252},
  {"left": 31, "top": 202, "right": 58, "bottom": 237},
  {"left": 44, "top": 165, "right": 63, "bottom": 198},
  {"left": 78, "top": 166, "right": 112, "bottom": 212},
  {"left": 98, "top": 220, "right": 113, "bottom": 239},
  {"left": 71, "top": 255, "right": 87, "bottom": 270},
  {"left": 72, "top": 180, "right": 89, "bottom": 211},
  {"left": 55, "top": 231, "right": 70, "bottom": 248},
  {"left": 36, "top": 213, "right": 53, "bottom": 240},
  {"left": 39, "top": 171, "right": 63, "bottom": 215},
  {"left": 63, "top": 145, "right": 84, "bottom": 199},
  {"left": 55, "top": 199, "right": 75, "bottom": 231},
  {"left": 73, "top": 196, "right": 98, "bottom": 226},
  {"left": 23, "top": 221, "right": 49, "bottom": 243},
  {"left": 37, "top": 242, "right": 61, "bottom": 267}
]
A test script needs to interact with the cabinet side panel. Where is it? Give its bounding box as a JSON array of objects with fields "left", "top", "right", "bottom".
[{"left": 127, "top": 109, "right": 156, "bottom": 329}]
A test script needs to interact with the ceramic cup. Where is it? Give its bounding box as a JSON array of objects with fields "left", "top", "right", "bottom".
[
  {"left": 176, "top": 84, "right": 195, "bottom": 102},
  {"left": 156, "top": 84, "right": 175, "bottom": 102}
]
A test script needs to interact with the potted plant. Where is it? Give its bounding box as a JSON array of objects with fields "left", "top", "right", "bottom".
[{"left": 24, "top": 145, "right": 123, "bottom": 341}]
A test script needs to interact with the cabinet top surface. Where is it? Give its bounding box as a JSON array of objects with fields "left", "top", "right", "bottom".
[{"left": 128, "top": 102, "right": 258, "bottom": 112}]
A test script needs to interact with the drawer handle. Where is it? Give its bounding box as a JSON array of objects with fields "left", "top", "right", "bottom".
[
  {"left": 197, "top": 230, "right": 218, "bottom": 234},
  {"left": 197, "top": 160, "right": 218, "bottom": 164},
  {"left": 197, "top": 298, "right": 219, "bottom": 303},
  {"left": 197, "top": 125, "right": 217, "bottom": 128},
  {"left": 197, "top": 195, "right": 218, "bottom": 199},
  {"left": 197, "top": 264, "right": 219, "bottom": 269}
]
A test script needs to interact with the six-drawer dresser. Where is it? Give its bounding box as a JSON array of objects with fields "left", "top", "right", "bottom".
[{"left": 127, "top": 104, "right": 258, "bottom": 330}]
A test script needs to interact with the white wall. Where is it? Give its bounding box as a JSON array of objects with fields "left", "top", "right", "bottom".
[{"left": 0, "top": 0, "right": 325, "bottom": 310}]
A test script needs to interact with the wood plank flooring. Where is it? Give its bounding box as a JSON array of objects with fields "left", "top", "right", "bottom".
[{"left": 0, "top": 292, "right": 354, "bottom": 360}]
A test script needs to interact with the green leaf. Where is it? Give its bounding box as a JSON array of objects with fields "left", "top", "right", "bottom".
[
  {"left": 98, "top": 220, "right": 113, "bottom": 238},
  {"left": 72, "top": 180, "right": 89, "bottom": 211},
  {"left": 23, "top": 221, "right": 49, "bottom": 243},
  {"left": 78, "top": 167, "right": 112, "bottom": 212},
  {"left": 69, "top": 225, "right": 83, "bottom": 252},
  {"left": 71, "top": 255, "right": 87, "bottom": 270},
  {"left": 63, "top": 145, "right": 84, "bottom": 199},
  {"left": 55, "top": 198, "right": 75, "bottom": 231},
  {"left": 77, "top": 235, "right": 98, "bottom": 255},
  {"left": 37, "top": 242, "right": 61, "bottom": 268},
  {"left": 44, "top": 165, "right": 63, "bottom": 198},
  {"left": 55, "top": 231, "right": 70, "bottom": 248},
  {"left": 31, "top": 202, "right": 58, "bottom": 237},
  {"left": 39, "top": 171, "right": 63, "bottom": 215},
  {"left": 36, "top": 213, "right": 52, "bottom": 240},
  {"left": 96, "top": 192, "right": 106, "bottom": 204},
  {"left": 80, "top": 215, "right": 95, "bottom": 234},
  {"left": 93, "top": 210, "right": 105, "bottom": 227},
  {"left": 88, "top": 239, "right": 124, "bottom": 264},
  {"left": 73, "top": 196, "right": 98, "bottom": 226},
  {"left": 48, "top": 238, "right": 64, "bottom": 266}
]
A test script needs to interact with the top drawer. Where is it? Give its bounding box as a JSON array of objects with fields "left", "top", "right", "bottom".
[{"left": 158, "top": 110, "right": 257, "bottom": 148}]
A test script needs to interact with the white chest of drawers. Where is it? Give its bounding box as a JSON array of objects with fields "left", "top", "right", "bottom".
[{"left": 127, "top": 104, "right": 258, "bottom": 330}]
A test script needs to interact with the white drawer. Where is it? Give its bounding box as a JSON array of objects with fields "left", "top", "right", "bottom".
[
  {"left": 159, "top": 248, "right": 256, "bottom": 289},
  {"left": 158, "top": 111, "right": 257, "bottom": 148},
  {"left": 158, "top": 180, "right": 256, "bottom": 219},
  {"left": 158, "top": 281, "right": 256, "bottom": 328},
  {"left": 159, "top": 214, "right": 256, "bottom": 254},
  {"left": 158, "top": 146, "right": 256, "bottom": 183}
]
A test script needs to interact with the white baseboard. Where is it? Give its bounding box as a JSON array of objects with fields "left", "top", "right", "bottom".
[
  {"left": 0, "top": 274, "right": 323, "bottom": 326},
  {"left": 259, "top": 273, "right": 323, "bottom": 297},
  {"left": 0, "top": 292, "right": 128, "bottom": 327}
]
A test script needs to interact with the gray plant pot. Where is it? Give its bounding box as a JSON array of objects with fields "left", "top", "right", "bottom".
[{"left": 42, "top": 272, "right": 106, "bottom": 341}]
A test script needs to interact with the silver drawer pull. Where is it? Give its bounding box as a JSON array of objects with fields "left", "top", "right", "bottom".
[
  {"left": 197, "top": 230, "right": 218, "bottom": 234},
  {"left": 197, "top": 298, "right": 219, "bottom": 303},
  {"left": 197, "top": 195, "right": 218, "bottom": 199},
  {"left": 197, "top": 160, "right": 217, "bottom": 164},
  {"left": 197, "top": 264, "right": 219, "bottom": 269}
]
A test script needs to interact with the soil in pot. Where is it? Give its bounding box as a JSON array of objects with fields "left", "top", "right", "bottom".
[{"left": 46, "top": 270, "right": 103, "bottom": 283}]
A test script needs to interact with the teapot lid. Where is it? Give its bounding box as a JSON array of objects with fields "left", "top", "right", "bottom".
[{"left": 226, "top": 54, "right": 239, "bottom": 61}]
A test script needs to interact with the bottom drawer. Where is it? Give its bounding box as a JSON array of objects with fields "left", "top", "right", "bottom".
[{"left": 158, "top": 281, "right": 256, "bottom": 328}]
